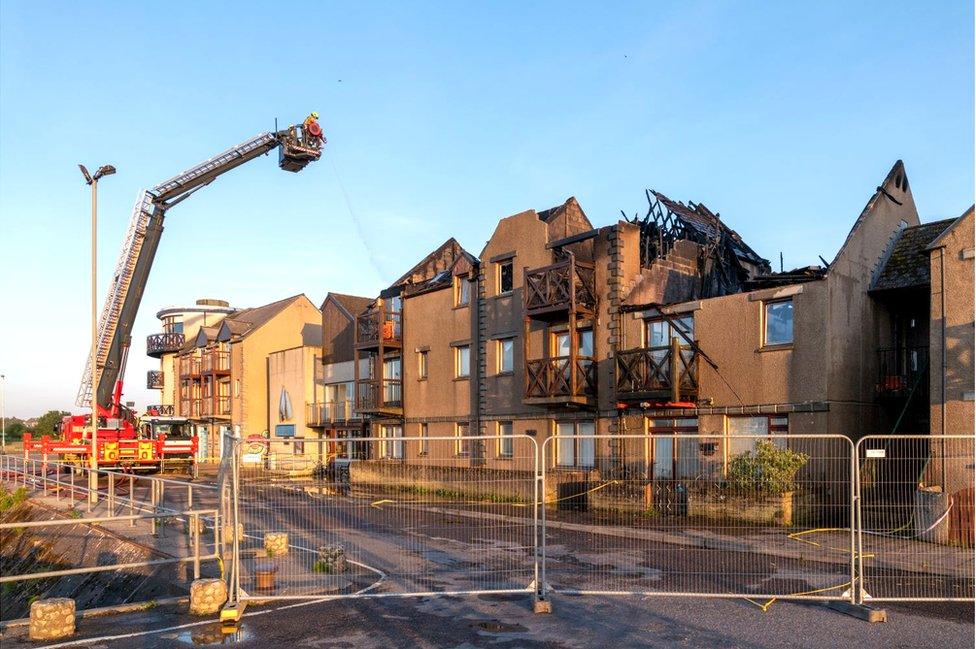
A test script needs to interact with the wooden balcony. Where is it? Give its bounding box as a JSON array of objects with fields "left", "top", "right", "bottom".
[
  {"left": 201, "top": 350, "right": 231, "bottom": 374},
  {"left": 307, "top": 400, "right": 358, "bottom": 427},
  {"left": 615, "top": 340, "right": 699, "bottom": 404},
  {"left": 355, "top": 379, "right": 403, "bottom": 416},
  {"left": 877, "top": 346, "right": 928, "bottom": 399},
  {"left": 524, "top": 355, "right": 596, "bottom": 406},
  {"left": 179, "top": 356, "right": 202, "bottom": 377},
  {"left": 147, "top": 370, "right": 164, "bottom": 390},
  {"left": 356, "top": 309, "right": 402, "bottom": 350},
  {"left": 524, "top": 257, "right": 597, "bottom": 320},
  {"left": 147, "top": 332, "right": 185, "bottom": 358}
]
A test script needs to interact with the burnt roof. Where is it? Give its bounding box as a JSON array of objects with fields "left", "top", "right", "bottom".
[
  {"left": 649, "top": 191, "right": 767, "bottom": 266},
  {"left": 872, "top": 218, "right": 955, "bottom": 291}
]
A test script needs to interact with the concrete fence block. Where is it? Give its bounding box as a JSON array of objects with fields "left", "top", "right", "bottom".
[
  {"left": 189, "top": 578, "right": 228, "bottom": 616},
  {"left": 264, "top": 532, "right": 289, "bottom": 556},
  {"left": 29, "top": 598, "right": 75, "bottom": 641}
]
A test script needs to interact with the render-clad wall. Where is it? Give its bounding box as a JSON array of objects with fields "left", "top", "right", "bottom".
[
  {"left": 481, "top": 210, "right": 555, "bottom": 420},
  {"left": 321, "top": 299, "right": 357, "bottom": 364},
  {"left": 927, "top": 209, "right": 975, "bottom": 496},
  {"left": 231, "top": 296, "right": 322, "bottom": 438},
  {"left": 403, "top": 283, "right": 475, "bottom": 422},
  {"left": 266, "top": 345, "right": 318, "bottom": 456}
]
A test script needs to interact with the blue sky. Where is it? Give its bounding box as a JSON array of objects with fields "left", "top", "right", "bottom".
[{"left": 0, "top": 1, "right": 972, "bottom": 416}]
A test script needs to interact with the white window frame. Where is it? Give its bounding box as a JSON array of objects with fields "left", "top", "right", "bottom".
[
  {"left": 418, "top": 422, "right": 429, "bottom": 456},
  {"left": 455, "top": 345, "right": 471, "bottom": 378},
  {"left": 455, "top": 276, "right": 471, "bottom": 307},
  {"left": 379, "top": 425, "right": 404, "bottom": 460},
  {"left": 763, "top": 298, "right": 794, "bottom": 347},
  {"left": 455, "top": 422, "right": 471, "bottom": 456},
  {"left": 497, "top": 338, "right": 514, "bottom": 374},
  {"left": 555, "top": 421, "right": 595, "bottom": 468},
  {"left": 417, "top": 350, "right": 429, "bottom": 380},
  {"left": 497, "top": 421, "right": 514, "bottom": 458}
]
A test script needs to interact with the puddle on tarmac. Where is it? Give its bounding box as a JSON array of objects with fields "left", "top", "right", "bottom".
[
  {"left": 173, "top": 624, "right": 253, "bottom": 646},
  {"left": 470, "top": 619, "right": 528, "bottom": 633}
]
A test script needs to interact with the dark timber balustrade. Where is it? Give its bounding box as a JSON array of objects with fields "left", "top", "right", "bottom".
[
  {"left": 616, "top": 337, "right": 699, "bottom": 403},
  {"left": 524, "top": 355, "right": 596, "bottom": 406},
  {"left": 146, "top": 332, "right": 185, "bottom": 358},
  {"left": 523, "top": 257, "right": 597, "bottom": 318}
]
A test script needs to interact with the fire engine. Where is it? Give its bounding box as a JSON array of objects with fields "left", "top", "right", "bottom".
[{"left": 23, "top": 120, "right": 322, "bottom": 472}]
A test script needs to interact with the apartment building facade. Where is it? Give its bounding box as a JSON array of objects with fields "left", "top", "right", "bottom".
[
  {"left": 146, "top": 298, "right": 236, "bottom": 412},
  {"left": 347, "top": 163, "right": 973, "bottom": 501},
  {"left": 172, "top": 294, "right": 321, "bottom": 458}
]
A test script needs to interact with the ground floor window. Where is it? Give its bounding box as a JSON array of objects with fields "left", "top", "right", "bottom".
[
  {"left": 727, "top": 415, "right": 788, "bottom": 456},
  {"left": 455, "top": 422, "right": 472, "bottom": 456},
  {"left": 497, "top": 421, "right": 514, "bottom": 458},
  {"left": 646, "top": 417, "right": 699, "bottom": 480},
  {"left": 555, "top": 421, "right": 595, "bottom": 468},
  {"left": 379, "top": 425, "right": 403, "bottom": 459},
  {"left": 418, "top": 422, "right": 429, "bottom": 456}
]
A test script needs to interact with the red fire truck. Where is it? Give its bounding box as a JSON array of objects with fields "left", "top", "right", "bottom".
[{"left": 23, "top": 120, "right": 322, "bottom": 473}]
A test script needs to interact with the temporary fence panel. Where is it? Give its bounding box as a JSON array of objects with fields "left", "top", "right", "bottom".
[
  {"left": 540, "top": 434, "right": 857, "bottom": 602},
  {"left": 226, "top": 434, "right": 539, "bottom": 602},
  {"left": 855, "top": 434, "right": 974, "bottom": 602}
]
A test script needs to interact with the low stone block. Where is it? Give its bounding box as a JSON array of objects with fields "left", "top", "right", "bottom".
[
  {"left": 189, "top": 578, "right": 228, "bottom": 616},
  {"left": 29, "top": 598, "right": 75, "bottom": 641},
  {"left": 316, "top": 544, "right": 347, "bottom": 573},
  {"left": 264, "top": 532, "right": 289, "bottom": 556}
]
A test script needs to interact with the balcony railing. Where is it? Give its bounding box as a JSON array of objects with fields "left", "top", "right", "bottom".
[
  {"left": 180, "top": 357, "right": 202, "bottom": 377},
  {"left": 201, "top": 350, "right": 231, "bottom": 373},
  {"left": 616, "top": 342, "right": 699, "bottom": 403},
  {"left": 524, "top": 257, "right": 597, "bottom": 318},
  {"left": 356, "top": 310, "right": 403, "bottom": 348},
  {"left": 307, "top": 400, "right": 358, "bottom": 426},
  {"left": 524, "top": 355, "right": 596, "bottom": 404},
  {"left": 147, "top": 332, "right": 185, "bottom": 358},
  {"left": 356, "top": 379, "right": 403, "bottom": 414},
  {"left": 147, "top": 370, "right": 164, "bottom": 390},
  {"left": 877, "top": 346, "right": 928, "bottom": 397}
]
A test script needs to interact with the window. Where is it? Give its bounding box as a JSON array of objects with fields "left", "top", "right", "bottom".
[
  {"left": 764, "top": 299, "right": 793, "bottom": 346},
  {"left": 383, "top": 356, "right": 402, "bottom": 404},
  {"left": 497, "top": 338, "right": 514, "bottom": 374},
  {"left": 728, "top": 415, "right": 788, "bottom": 456},
  {"left": 455, "top": 422, "right": 471, "bottom": 456},
  {"left": 497, "top": 421, "right": 514, "bottom": 458},
  {"left": 455, "top": 277, "right": 470, "bottom": 307},
  {"left": 419, "top": 423, "right": 429, "bottom": 456},
  {"left": 417, "top": 350, "right": 429, "bottom": 380},
  {"left": 497, "top": 259, "right": 513, "bottom": 294},
  {"left": 455, "top": 345, "right": 470, "bottom": 378},
  {"left": 555, "top": 421, "right": 595, "bottom": 468},
  {"left": 380, "top": 425, "right": 404, "bottom": 459},
  {"left": 234, "top": 379, "right": 241, "bottom": 398},
  {"left": 644, "top": 315, "right": 694, "bottom": 347},
  {"left": 647, "top": 418, "right": 700, "bottom": 480},
  {"left": 553, "top": 329, "right": 593, "bottom": 357}
]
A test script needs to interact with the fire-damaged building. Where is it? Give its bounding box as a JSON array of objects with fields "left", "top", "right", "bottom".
[{"left": 311, "top": 160, "right": 972, "bottom": 540}]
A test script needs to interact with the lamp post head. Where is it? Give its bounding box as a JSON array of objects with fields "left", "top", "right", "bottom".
[
  {"left": 94, "top": 165, "right": 116, "bottom": 181},
  {"left": 78, "top": 164, "right": 93, "bottom": 185}
]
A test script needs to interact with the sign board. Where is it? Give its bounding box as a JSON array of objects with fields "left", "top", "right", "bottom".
[
  {"left": 276, "top": 424, "right": 296, "bottom": 438},
  {"left": 866, "top": 449, "right": 886, "bottom": 459}
]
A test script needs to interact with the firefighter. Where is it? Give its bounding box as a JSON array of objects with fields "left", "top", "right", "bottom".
[{"left": 302, "top": 111, "right": 326, "bottom": 147}]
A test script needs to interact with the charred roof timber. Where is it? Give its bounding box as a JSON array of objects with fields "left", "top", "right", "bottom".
[{"left": 624, "top": 189, "right": 772, "bottom": 298}]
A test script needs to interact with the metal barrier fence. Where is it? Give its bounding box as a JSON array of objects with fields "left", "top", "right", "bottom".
[
  {"left": 0, "top": 454, "right": 220, "bottom": 586},
  {"left": 540, "top": 434, "right": 858, "bottom": 603},
  {"left": 855, "top": 434, "right": 974, "bottom": 602},
  {"left": 222, "top": 435, "right": 539, "bottom": 604}
]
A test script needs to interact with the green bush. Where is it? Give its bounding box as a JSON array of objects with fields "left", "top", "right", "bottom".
[
  {"left": 0, "top": 486, "right": 28, "bottom": 512},
  {"left": 727, "top": 440, "right": 809, "bottom": 496}
]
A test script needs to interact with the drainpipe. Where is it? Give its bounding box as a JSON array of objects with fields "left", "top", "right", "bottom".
[{"left": 938, "top": 247, "right": 947, "bottom": 490}]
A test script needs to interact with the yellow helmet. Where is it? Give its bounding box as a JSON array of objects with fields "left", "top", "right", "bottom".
[{"left": 311, "top": 111, "right": 319, "bottom": 119}]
